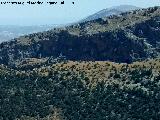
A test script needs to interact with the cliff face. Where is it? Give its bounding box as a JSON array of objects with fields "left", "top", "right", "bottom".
[{"left": 0, "top": 7, "right": 160, "bottom": 66}]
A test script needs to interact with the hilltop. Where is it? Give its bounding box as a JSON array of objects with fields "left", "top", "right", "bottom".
[{"left": 80, "top": 5, "right": 140, "bottom": 22}]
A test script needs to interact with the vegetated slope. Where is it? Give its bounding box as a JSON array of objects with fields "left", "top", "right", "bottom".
[
  {"left": 80, "top": 5, "right": 140, "bottom": 22},
  {"left": 0, "top": 59, "right": 160, "bottom": 120},
  {"left": 0, "top": 7, "right": 160, "bottom": 66}
]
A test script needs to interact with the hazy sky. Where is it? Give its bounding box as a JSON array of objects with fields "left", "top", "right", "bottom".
[{"left": 0, "top": 0, "right": 159, "bottom": 26}]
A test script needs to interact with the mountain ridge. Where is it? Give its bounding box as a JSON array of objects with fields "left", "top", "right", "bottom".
[
  {"left": 80, "top": 5, "right": 141, "bottom": 22},
  {"left": 0, "top": 6, "right": 159, "bottom": 66}
]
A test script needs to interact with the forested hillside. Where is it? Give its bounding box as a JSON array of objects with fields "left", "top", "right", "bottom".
[
  {"left": 0, "top": 59, "right": 160, "bottom": 119},
  {"left": 0, "top": 6, "right": 160, "bottom": 120}
]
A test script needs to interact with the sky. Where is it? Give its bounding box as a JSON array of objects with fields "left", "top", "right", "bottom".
[{"left": 0, "top": 0, "right": 159, "bottom": 26}]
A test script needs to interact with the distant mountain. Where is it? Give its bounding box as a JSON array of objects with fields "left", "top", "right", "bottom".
[
  {"left": 0, "top": 25, "right": 60, "bottom": 42},
  {"left": 81, "top": 5, "right": 140, "bottom": 22}
]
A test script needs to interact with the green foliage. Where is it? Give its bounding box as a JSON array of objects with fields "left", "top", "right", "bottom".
[{"left": 0, "top": 64, "right": 160, "bottom": 120}]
